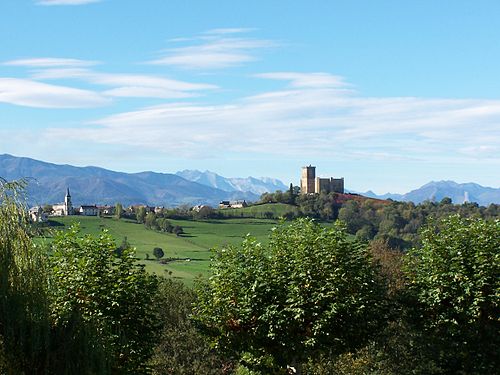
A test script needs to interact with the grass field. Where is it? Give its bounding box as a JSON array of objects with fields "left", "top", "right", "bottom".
[
  {"left": 217, "top": 202, "right": 298, "bottom": 218},
  {"left": 40, "top": 216, "right": 279, "bottom": 284}
]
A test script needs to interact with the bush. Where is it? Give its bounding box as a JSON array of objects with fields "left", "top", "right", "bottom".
[
  {"left": 153, "top": 247, "right": 164, "bottom": 260},
  {"left": 194, "top": 218, "right": 388, "bottom": 373},
  {"left": 404, "top": 215, "right": 500, "bottom": 374}
]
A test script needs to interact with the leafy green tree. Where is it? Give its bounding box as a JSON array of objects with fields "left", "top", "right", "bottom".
[
  {"left": 173, "top": 225, "right": 184, "bottom": 236},
  {"left": 157, "top": 217, "right": 173, "bottom": 233},
  {"left": 194, "top": 205, "right": 216, "bottom": 220},
  {"left": 145, "top": 212, "right": 157, "bottom": 230},
  {"left": 0, "top": 179, "right": 50, "bottom": 373},
  {"left": 288, "top": 183, "right": 296, "bottom": 205},
  {"left": 150, "top": 279, "right": 229, "bottom": 374},
  {"left": 115, "top": 236, "right": 131, "bottom": 257},
  {"left": 194, "top": 218, "right": 387, "bottom": 373},
  {"left": 153, "top": 247, "right": 164, "bottom": 260},
  {"left": 49, "top": 225, "right": 159, "bottom": 374},
  {"left": 114, "top": 202, "right": 123, "bottom": 219},
  {"left": 405, "top": 215, "right": 500, "bottom": 374},
  {"left": 136, "top": 206, "right": 147, "bottom": 224}
]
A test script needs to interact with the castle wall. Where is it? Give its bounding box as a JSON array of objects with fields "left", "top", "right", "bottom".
[
  {"left": 301, "top": 166, "right": 344, "bottom": 195},
  {"left": 330, "top": 178, "right": 344, "bottom": 194}
]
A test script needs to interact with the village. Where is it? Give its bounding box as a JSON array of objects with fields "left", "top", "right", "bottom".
[
  {"left": 29, "top": 166, "right": 344, "bottom": 223},
  {"left": 28, "top": 187, "right": 251, "bottom": 223}
]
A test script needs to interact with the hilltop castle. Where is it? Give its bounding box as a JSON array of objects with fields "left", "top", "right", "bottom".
[{"left": 300, "top": 165, "right": 344, "bottom": 195}]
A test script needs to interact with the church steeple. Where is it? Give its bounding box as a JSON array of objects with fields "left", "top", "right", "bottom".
[{"left": 64, "top": 187, "right": 72, "bottom": 215}]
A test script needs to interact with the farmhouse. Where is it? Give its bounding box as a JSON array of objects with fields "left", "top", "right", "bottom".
[
  {"left": 79, "top": 205, "right": 99, "bottom": 216},
  {"left": 98, "top": 205, "right": 115, "bottom": 215},
  {"left": 219, "top": 200, "right": 248, "bottom": 209},
  {"left": 29, "top": 206, "right": 48, "bottom": 223}
]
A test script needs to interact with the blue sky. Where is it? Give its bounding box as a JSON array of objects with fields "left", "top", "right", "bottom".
[{"left": 0, "top": 0, "right": 499, "bottom": 193}]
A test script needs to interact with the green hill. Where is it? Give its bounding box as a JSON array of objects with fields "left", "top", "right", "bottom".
[
  {"left": 41, "top": 216, "right": 278, "bottom": 284},
  {"left": 217, "top": 202, "right": 299, "bottom": 218}
]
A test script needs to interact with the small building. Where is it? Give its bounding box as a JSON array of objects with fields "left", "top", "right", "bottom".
[
  {"left": 230, "top": 200, "right": 248, "bottom": 208},
  {"left": 219, "top": 200, "right": 248, "bottom": 209},
  {"left": 192, "top": 204, "right": 208, "bottom": 212},
  {"left": 29, "top": 206, "right": 48, "bottom": 223},
  {"left": 98, "top": 205, "right": 115, "bottom": 216},
  {"left": 219, "top": 201, "right": 231, "bottom": 209},
  {"left": 79, "top": 205, "right": 99, "bottom": 216}
]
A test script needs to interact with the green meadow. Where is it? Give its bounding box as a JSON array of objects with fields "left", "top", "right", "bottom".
[
  {"left": 217, "top": 202, "right": 299, "bottom": 218},
  {"left": 41, "top": 216, "right": 279, "bottom": 284}
]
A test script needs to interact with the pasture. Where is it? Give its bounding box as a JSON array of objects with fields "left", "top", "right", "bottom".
[
  {"left": 217, "top": 202, "right": 298, "bottom": 218},
  {"left": 41, "top": 216, "right": 278, "bottom": 284}
]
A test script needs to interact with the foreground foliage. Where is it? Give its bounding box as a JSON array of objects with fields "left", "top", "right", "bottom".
[
  {"left": 194, "top": 218, "right": 388, "bottom": 373},
  {"left": 49, "top": 225, "right": 159, "bottom": 374},
  {"left": 150, "top": 278, "right": 230, "bottom": 374},
  {"left": 2, "top": 178, "right": 499, "bottom": 374},
  {"left": 1, "top": 180, "right": 159, "bottom": 374},
  {"left": 0, "top": 179, "right": 49, "bottom": 373},
  {"left": 405, "top": 215, "right": 499, "bottom": 374}
]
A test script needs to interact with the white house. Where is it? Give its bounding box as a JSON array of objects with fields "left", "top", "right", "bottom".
[
  {"left": 29, "top": 206, "right": 48, "bottom": 222},
  {"left": 79, "top": 205, "right": 99, "bottom": 216}
]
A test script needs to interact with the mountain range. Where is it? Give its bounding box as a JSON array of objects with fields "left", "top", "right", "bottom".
[
  {"left": 176, "top": 169, "right": 288, "bottom": 195},
  {"left": 0, "top": 154, "right": 498, "bottom": 207},
  {"left": 0, "top": 154, "right": 264, "bottom": 207},
  {"left": 361, "top": 180, "right": 500, "bottom": 206}
]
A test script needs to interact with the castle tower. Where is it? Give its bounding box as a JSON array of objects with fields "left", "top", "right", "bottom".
[
  {"left": 64, "top": 187, "right": 73, "bottom": 215},
  {"left": 300, "top": 165, "right": 316, "bottom": 194}
]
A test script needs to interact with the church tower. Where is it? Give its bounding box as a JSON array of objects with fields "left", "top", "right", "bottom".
[{"left": 64, "top": 188, "right": 73, "bottom": 216}]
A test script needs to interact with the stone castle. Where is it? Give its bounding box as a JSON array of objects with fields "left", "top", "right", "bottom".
[{"left": 300, "top": 165, "right": 344, "bottom": 195}]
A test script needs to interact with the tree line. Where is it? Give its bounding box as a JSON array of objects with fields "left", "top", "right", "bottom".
[{"left": 259, "top": 189, "right": 499, "bottom": 249}]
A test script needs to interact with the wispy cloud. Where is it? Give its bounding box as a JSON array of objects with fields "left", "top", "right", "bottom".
[
  {"left": 31, "top": 67, "right": 218, "bottom": 99},
  {"left": 4, "top": 56, "right": 218, "bottom": 100},
  {"left": 36, "top": 0, "right": 102, "bottom": 6},
  {"left": 0, "top": 78, "right": 110, "bottom": 108},
  {"left": 4, "top": 57, "right": 98, "bottom": 67},
  {"left": 149, "top": 29, "right": 275, "bottom": 69},
  {"left": 45, "top": 72, "right": 500, "bottom": 163},
  {"left": 256, "top": 72, "right": 349, "bottom": 89},
  {"left": 203, "top": 28, "right": 257, "bottom": 35}
]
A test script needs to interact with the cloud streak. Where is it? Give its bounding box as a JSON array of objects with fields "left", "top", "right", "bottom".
[
  {"left": 44, "top": 72, "right": 500, "bottom": 163},
  {"left": 0, "top": 78, "right": 110, "bottom": 108},
  {"left": 149, "top": 29, "right": 275, "bottom": 69},
  {"left": 36, "top": 0, "right": 102, "bottom": 5},
  {"left": 31, "top": 67, "right": 218, "bottom": 99},
  {"left": 1, "top": 54, "right": 219, "bottom": 108},
  {"left": 4, "top": 58, "right": 98, "bottom": 67}
]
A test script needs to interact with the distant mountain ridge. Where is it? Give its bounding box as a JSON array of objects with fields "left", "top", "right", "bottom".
[
  {"left": 1, "top": 154, "right": 497, "bottom": 207},
  {"left": 362, "top": 180, "right": 500, "bottom": 206},
  {"left": 176, "top": 169, "right": 288, "bottom": 195},
  {"left": 0, "top": 154, "right": 260, "bottom": 207}
]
